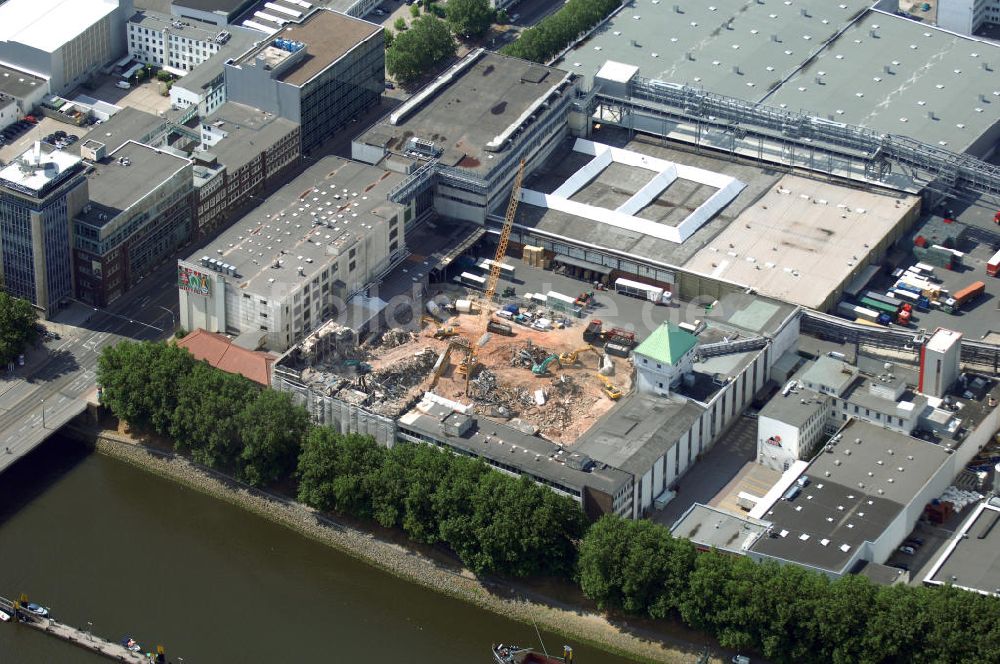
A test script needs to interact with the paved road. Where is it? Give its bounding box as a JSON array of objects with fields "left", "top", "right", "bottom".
[{"left": 0, "top": 254, "right": 180, "bottom": 474}]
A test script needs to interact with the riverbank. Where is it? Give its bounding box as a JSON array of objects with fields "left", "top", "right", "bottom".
[{"left": 69, "top": 425, "right": 718, "bottom": 664}]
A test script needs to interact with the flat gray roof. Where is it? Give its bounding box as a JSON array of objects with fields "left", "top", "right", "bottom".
[
  {"left": 765, "top": 12, "right": 1000, "bottom": 152},
  {"left": 670, "top": 503, "right": 770, "bottom": 554},
  {"left": 0, "top": 63, "right": 46, "bottom": 100},
  {"left": 750, "top": 419, "right": 950, "bottom": 573},
  {"left": 759, "top": 388, "right": 828, "bottom": 428},
  {"left": 398, "top": 404, "right": 631, "bottom": 497},
  {"left": 176, "top": 27, "right": 260, "bottom": 93},
  {"left": 575, "top": 392, "right": 705, "bottom": 476},
  {"left": 79, "top": 141, "right": 191, "bottom": 228},
  {"left": 800, "top": 355, "right": 858, "bottom": 394},
  {"left": 172, "top": 0, "right": 254, "bottom": 15},
  {"left": 929, "top": 501, "right": 1000, "bottom": 596},
  {"left": 200, "top": 101, "right": 298, "bottom": 171},
  {"left": 131, "top": 9, "right": 225, "bottom": 39},
  {"left": 359, "top": 51, "right": 572, "bottom": 175},
  {"left": 557, "top": 0, "right": 873, "bottom": 96},
  {"left": 185, "top": 155, "right": 404, "bottom": 298},
  {"left": 73, "top": 107, "right": 168, "bottom": 156},
  {"left": 516, "top": 131, "right": 782, "bottom": 267}
]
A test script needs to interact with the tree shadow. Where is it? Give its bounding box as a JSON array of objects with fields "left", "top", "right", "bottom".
[
  {"left": 0, "top": 434, "right": 91, "bottom": 527},
  {"left": 22, "top": 349, "right": 81, "bottom": 385}
]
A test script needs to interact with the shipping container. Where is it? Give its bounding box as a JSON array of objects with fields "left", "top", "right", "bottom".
[
  {"left": 605, "top": 342, "right": 632, "bottom": 358},
  {"left": 473, "top": 257, "right": 516, "bottom": 280},
  {"left": 987, "top": 248, "right": 1000, "bottom": 277},
  {"left": 859, "top": 296, "right": 900, "bottom": 318},
  {"left": 953, "top": 281, "right": 985, "bottom": 307},
  {"left": 458, "top": 272, "right": 486, "bottom": 289},
  {"left": 614, "top": 277, "right": 670, "bottom": 304},
  {"left": 486, "top": 320, "right": 514, "bottom": 336},
  {"left": 862, "top": 291, "right": 904, "bottom": 310},
  {"left": 546, "top": 291, "right": 577, "bottom": 312}
]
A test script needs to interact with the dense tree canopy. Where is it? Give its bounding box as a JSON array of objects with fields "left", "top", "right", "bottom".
[
  {"left": 502, "top": 0, "right": 620, "bottom": 63},
  {"left": 297, "top": 429, "right": 586, "bottom": 577},
  {"left": 579, "top": 515, "right": 1000, "bottom": 664},
  {"left": 0, "top": 292, "right": 38, "bottom": 366},
  {"left": 386, "top": 14, "right": 457, "bottom": 84},
  {"left": 98, "top": 341, "right": 196, "bottom": 435},
  {"left": 445, "top": 0, "right": 494, "bottom": 38}
]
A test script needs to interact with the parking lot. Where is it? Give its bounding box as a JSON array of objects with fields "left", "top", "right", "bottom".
[
  {"left": 0, "top": 116, "right": 84, "bottom": 162},
  {"left": 84, "top": 75, "right": 172, "bottom": 116}
]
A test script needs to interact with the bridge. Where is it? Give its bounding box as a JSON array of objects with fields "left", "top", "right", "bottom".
[{"left": 1, "top": 594, "right": 158, "bottom": 662}]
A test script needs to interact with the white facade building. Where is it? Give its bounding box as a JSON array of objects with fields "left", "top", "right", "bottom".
[
  {"left": 0, "top": 0, "right": 133, "bottom": 94},
  {"left": 128, "top": 11, "right": 252, "bottom": 76},
  {"left": 633, "top": 323, "right": 698, "bottom": 396},
  {"left": 937, "top": 0, "right": 1000, "bottom": 36}
]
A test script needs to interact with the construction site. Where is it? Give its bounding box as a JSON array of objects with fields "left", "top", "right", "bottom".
[{"left": 275, "top": 282, "right": 635, "bottom": 445}]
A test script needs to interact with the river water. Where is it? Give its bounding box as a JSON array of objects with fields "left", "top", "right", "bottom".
[{"left": 0, "top": 437, "right": 633, "bottom": 663}]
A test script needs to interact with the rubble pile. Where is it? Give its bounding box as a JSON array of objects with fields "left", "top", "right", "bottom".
[
  {"left": 368, "top": 349, "right": 437, "bottom": 400},
  {"left": 365, "top": 328, "right": 417, "bottom": 351},
  {"left": 469, "top": 368, "right": 534, "bottom": 417}
]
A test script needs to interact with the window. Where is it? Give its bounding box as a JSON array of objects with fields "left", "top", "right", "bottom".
[{"left": 656, "top": 363, "right": 661, "bottom": 369}]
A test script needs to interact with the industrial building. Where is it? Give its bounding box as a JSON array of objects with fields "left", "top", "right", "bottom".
[
  {"left": 925, "top": 498, "right": 1000, "bottom": 596},
  {"left": 935, "top": 0, "right": 1000, "bottom": 37},
  {"left": 224, "top": 8, "right": 383, "bottom": 154},
  {"left": 191, "top": 101, "right": 301, "bottom": 233},
  {"left": 353, "top": 49, "right": 579, "bottom": 224},
  {"left": 0, "top": 0, "right": 133, "bottom": 94},
  {"left": 127, "top": 10, "right": 258, "bottom": 76},
  {"left": 0, "top": 143, "right": 87, "bottom": 314},
  {"left": 178, "top": 156, "right": 410, "bottom": 351},
  {"left": 73, "top": 140, "right": 194, "bottom": 307},
  {"left": 0, "top": 64, "right": 48, "bottom": 119},
  {"left": 169, "top": 0, "right": 259, "bottom": 28}
]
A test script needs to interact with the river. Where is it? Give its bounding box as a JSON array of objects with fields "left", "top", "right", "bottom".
[{"left": 0, "top": 436, "right": 633, "bottom": 663}]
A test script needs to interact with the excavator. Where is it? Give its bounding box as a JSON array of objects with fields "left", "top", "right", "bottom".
[
  {"left": 559, "top": 345, "right": 601, "bottom": 366},
  {"left": 532, "top": 354, "right": 561, "bottom": 376},
  {"left": 596, "top": 373, "right": 623, "bottom": 400},
  {"left": 432, "top": 326, "right": 458, "bottom": 339}
]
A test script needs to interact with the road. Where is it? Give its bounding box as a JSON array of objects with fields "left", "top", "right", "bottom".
[{"left": 0, "top": 254, "right": 181, "bottom": 474}]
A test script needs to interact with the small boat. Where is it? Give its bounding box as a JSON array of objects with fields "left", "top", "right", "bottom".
[
  {"left": 25, "top": 603, "right": 48, "bottom": 617},
  {"left": 121, "top": 636, "right": 142, "bottom": 652},
  {"left": 0, "top": 609, "right": 11, "bottom": 622},
  {"left": 492, "top": 643, "right": 574, "bottom": 664}
]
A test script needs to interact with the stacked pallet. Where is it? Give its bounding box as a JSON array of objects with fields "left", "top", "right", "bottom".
[{"left": 522, "top": 245, "right": 550, "bottom": 269}]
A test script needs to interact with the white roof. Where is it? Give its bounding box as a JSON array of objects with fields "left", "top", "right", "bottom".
[
  {"left": 927, "top": 328, "right": 962, "bottom": 354},
  {"left": 0, "top": 143, "right": 80, "bottom": 195},
  {"left": 0, "top": 0, "right": 119, "bottom": 54},
  {"left": 595, "top": 60, "right": 639, "bottom": 84}
]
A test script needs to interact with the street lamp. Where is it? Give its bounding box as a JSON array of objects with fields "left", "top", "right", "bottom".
[
  {"left": 87, "top": 621, "right": 93, "bottom": 641},
  {"left": 156, "top": 305, "right": 176, "bottom": 330},
  {"left": 40, "top": 399, "right": 45, "bottom": 428}
]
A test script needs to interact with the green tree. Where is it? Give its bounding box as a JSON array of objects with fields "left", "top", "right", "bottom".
[
  {"left": 296, "top": 429, "right": 385, "bottom": 517},
  {"left": 446, "top": 0, "right": 493, "bottom": 38},
  {"left": 170, "top": 362, "right": 256, "bottom": 468},
  {"left": 236, "top": 389, "right": 310, "bottom": 486},
  {"left": 0, "top": 292, "right": 38, "bottom": 366},
  {"left": 384, "top": 28, "right": 395, "bottom": 49},
  {"left": 501, "top": 0, "right": 619, "bottom": 63},
  {"left": 386, "top": 14, "right": 457, "bottom": 84},
  {"left": 98, "top": 341, "right": 196, "bottom": 434},
  {"left": 394, "top": 17, "right": 407, "bottom": 31}
]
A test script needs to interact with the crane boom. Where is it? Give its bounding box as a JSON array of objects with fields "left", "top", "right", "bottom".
[{"left": 480, "top": 159, "right": 526, "bottom": 330}]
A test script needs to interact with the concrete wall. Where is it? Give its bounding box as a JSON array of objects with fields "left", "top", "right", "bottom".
[
  {"left": 937, "top": 0, "right": 977, "bottom": 34},
  {"left": 757, "top": 416, "right": 806, "bottom": 471}
]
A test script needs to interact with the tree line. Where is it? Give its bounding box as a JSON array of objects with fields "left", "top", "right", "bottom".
[
  {"left": 97, "top": 340, "right": 585, "bottom": 577},
  {"left": 99, "top": 339, "right": 1000, "bottom": 661},
  {"left": 578, "top": 516, "right": 1000, "bottom": 664},
  {"left": 501, "top": 0, "right": 621, "bottom": 64}
]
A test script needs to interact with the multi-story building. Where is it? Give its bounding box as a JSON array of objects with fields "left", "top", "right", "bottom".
[
  {"left": 168, "top": 30, "right": 261, "bottom": 117},
  {"left": 190, "top": 101, "right": 300, "bottom": 233},
  {"left": 170, "top": 0, "right": 258, "bottom": 28},
  {"left": 225, "top": 8, "right": 383, "bottom": 154},
  {"left": 127, "top": 10, "right": 258, "bottom": 76},
  {"left": 73, "top": 140, "right": 194, "bottom": 306},
  {"left": 0, "top": 0, "right": 133, "bottom": 94},
  {"left": 0, "top": 143, "right": 88, "bottom": 314},
  {"left": 179, "top": 156, "right": 412, "bottom": 351},
  {"left": 936, "top": 0, "right": 1000, "bottom": 36},
  {"left": 353, "top": 49, "right": 577, "bottom": 224},
  {"left": 0, "top": 64, "right": 48, "bottom": 119}
]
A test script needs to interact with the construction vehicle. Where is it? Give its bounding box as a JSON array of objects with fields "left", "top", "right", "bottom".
[
  {"left": 532, "top": 354, "right": 561, "bottom": 376},
  {"left": 583, "top": 319, "right": 603, "bottom": 343},
  {"left": 486, "top": 320, "right": 514, "bottom": 336},
  {"left": 474, "top": 159, "right": 526, "bottom": 346},
  {"left": 433, "top": 326, "right": 459, "bottom": 339},
  {"left": 597, "top": 373, "right": 623, "bottom": 400},
  {"left": 501, "top": 286, "right": 516, "bottom": 298},
  {"left": 559, "top": 345, "right": 600, "bottom": 366}
]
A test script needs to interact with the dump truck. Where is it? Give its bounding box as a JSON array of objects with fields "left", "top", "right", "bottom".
[{"left": 583, "top": 319, "right": 603, "bottom": 343}]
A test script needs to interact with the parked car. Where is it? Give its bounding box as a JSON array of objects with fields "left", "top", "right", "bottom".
[
  {"left": 25, "top": 603, "right": 48, "bottom": 617},
  {"left": 17, "top": 354, "right": 24, "bottom": 367},
  {"left": 67, "top": 134, "right": 79, "bottom": 142},
  {"left": 384, "top": 81, "right": 395, "bottom": 89},
  {"left": 907, "top": 537, "right": 925, "bottom": 547},
  {"left": 54, "top": 130, "right": 66, "bottom": 138},
  {"left": 898, "top": 545, "right": 916, "bottom": 555},
  {"left": 115, "top": 80, "right": 131, "bottom": 89},
  {"left": 795, "top": 475, "right": 811, "bottom": 488},
  {"left": 888, "top": 562, "right": 910, "bottom": 572}
]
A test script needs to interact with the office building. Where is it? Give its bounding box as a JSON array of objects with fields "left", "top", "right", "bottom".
[
  {"left": 178, "top": 156, "right": 410, "bottom": 351},
  {"left": 936, "top": 0, "right": 1000, "bottom": 36},
  {"left": 127, "top": 10, "right": 259, "bottom": 76},
  {"left": 170, "top": 0, "right": 258, "bottom": 28},
  {"left": 0, "top": 143, "right": 87, "bottom": 314},
  {"left": 0, "top": 64, "right": 48, "bottom": 118},
  {"left": 225, "top": 8, "right": 383, "bottom": 154},
  {"left": 0, "top": 0, "right": 134, "bottom": 94},
  {"left": 168, "top": 29, "right": 261, "bottom": 117},
  {"left": 74, "top": 140, "right": 194, "bottom": 306}
]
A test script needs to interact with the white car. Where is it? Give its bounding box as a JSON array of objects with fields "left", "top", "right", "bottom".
[{"left": 115, "top": 80, "right": 131, "bottom": 90}]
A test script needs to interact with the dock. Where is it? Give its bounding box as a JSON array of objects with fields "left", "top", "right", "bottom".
[{"left": 1, "top": 595, "right": 157, "bottom": 663}]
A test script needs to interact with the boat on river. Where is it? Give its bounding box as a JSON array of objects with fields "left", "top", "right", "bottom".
[{"left": 492, "top": 643, "right": 573, "bottom": 664}]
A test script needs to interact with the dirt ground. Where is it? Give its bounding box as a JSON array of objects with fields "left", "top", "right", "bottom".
[{"left": 365, "top": 306, "right": 633, "bottom": 445}]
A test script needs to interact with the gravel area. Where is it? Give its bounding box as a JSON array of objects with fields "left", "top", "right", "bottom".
[{"left": 80, "top": 429, "right": 716, "bottom": 664}]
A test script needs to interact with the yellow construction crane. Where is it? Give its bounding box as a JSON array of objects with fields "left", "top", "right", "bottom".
[{"left": 476, "top": 158, "right": 526, "bottom": 346}]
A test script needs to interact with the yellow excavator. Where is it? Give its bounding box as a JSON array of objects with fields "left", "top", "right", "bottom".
[
  {"left": 597, "top": 373, "right": 623, "bottom": 400},
  {"left": 432, "top": 326, "right": 459, "bottom": 339},
  {"left": 559, "top": 345, "right": 601, "bottom": 366}
]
